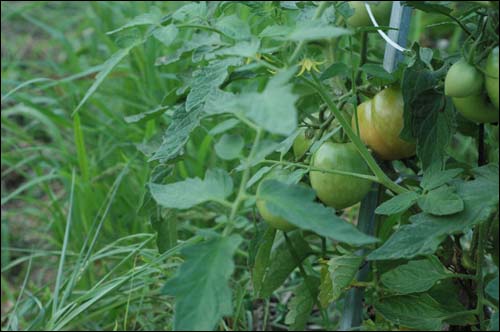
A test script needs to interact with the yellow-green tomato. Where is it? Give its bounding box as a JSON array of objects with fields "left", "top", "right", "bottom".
[
  {"left": 310, "top": 142, "right": 372, "bottom": 210},
  {"left": 353, "top": 87, "right": 416, "bottom": 160},
  {"left": 452, "top": 93, "right": 499, "bottom": 123},
  {"left": 347, "top": 1, "right": 392, "bottom": 28},
  {"left": 485, "top": 46, "right": 499, "bottom": 109},
  {"left": 445, "top": 59, "right": 484, "bottom": 98}
]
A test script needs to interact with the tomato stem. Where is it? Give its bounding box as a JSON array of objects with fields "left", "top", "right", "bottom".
[{"left": 223, "top": 128, "right": 262, "bottom": 236}]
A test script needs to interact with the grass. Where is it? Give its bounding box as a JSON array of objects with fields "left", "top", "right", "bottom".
[{"left": 1, "top": 2, "right": 189, "bottom": 330}]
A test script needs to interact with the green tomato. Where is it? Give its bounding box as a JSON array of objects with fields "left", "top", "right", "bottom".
[
  {"left": 445, "top": 59, "right": 484, "bottom": 98},
  {"left": 293, "top": 127, "right": 315, "bottom": 159},
  {"left": 452, "top": 93, "right": 499, "bottom": 123},
  {"left": 310, "top": 142, "right": 372, "bottom": 210},
  {"left": 347, "top": 1, "right": 392, "bottom": 28},
  {"left": 352, "top": 87, "right": 416, "bottom": 160},
  {"left": 485, "top": 46, "right": 499, "bottom": 109}
]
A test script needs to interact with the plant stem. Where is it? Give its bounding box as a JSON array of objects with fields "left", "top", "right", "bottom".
[
  {"left": 261, "top": 159, "right": 379, "bottom": 182},
  {"left": 223, "top": 128, "right": 262, "bottom": 236}
]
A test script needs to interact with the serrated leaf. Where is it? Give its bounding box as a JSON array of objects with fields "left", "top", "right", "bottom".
[
  {"left": 285, "top": 277, "right": 319, "bottom": 331},
  {"left": 124, "top": 105, "right": 169, "bottom": 124},
  {"left": 381, "top": 256, "right": 450, "bottom": 294},
  {"left": 368, "top": 164, "right": 499, "bottom": 260},
  {"left": 428, "top": 279, "right": 476, "bottom": 326},
  {"left": 162, "top": 234, "right": 242, "bottom": 331},
  {"left": 287, "top": 20, "right": 352, "bottom": 41},
  {"left": 215, "top": 14, "right": 251, "bottom": 40},
  {"left": 421, "top": 166, "right": 463, "bottom": 191},
  {"left": 209, "top": 118, "right": 240, "bottom": 135},
  {"left": 490, "top": 312, "right": 499, "bottom": 331},
  {"left": 107, "top": 7, "right": 162, "bottom": 34},
  {"left": 486, "top": 273, "right": 499, "bottom": 301},
  {"left": 328, "top": 255, "right": 363, "bottom": 301},
  {"left": 150, "top": 168, "right": 233, "bottom": 209},
  {"left": 215, "top": 134, "right": 244, "bottom": 160},
  {"left": 186, "top": 58, "right": 241, "bottom": 113},
  {"left": 417, "top": 185, "right": 464, "bottom": 216},
  {"left": 251, "top": 226, "right": 276, "bottom": 296},
  {"left": 239, "top": 68, "right": 298, "bottom": 135},
  {"left": 259, "top": 231, "right": 312, "bottom": 298},
  {"left": 319, "top": 264, "right": 333, "bottom": 308},
  {"left": 375, "top": 293, "right": 456, "bottom": 331},
  {"left": 259, "top": 25, "right": 294, "bottom": 38},
  {"left": 375, "top": 191, "right": 420, "bottom": 215},
  {"left": 361, "top": 64, "right": 394, "bottom": 81},
  {"left": 172, "top": 2, "right": 207, "bottom": 22},
  {"left": 320, "top": 62, "right": 350, "bottom": 80},
  {"left": 153, "top": 24, "right": 178, "bottom": 46},
  {"left": 214, "top": 38, "right": 260, "bottom": 57},
  {"left": 258, "top": 180, "right": 378, "bottom": 245},
  {"left": 149, "top": 105, "right": 204, "bottom": 162},
  {"left": 246, "top": 166, "right": 273, "bottom": 189}
]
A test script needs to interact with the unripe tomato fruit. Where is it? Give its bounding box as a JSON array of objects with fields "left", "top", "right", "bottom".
[
  {"left": 310, "top": 142, "right": 372, "bottom": 210},
  {"left": 485, "top": 46, "right": 499, "bottom": 109},
  {"left": 293, "top": 127, "right": 315, "bottom": 159},
  {"left": 347, "top": 1, "right": 392, "bottom": 28},
  {"left": 445, "top": 59, "right": 484, "bottom": 98},
  {"left": 452, "top": 93, "right": 499, "bottom": 123},
  {"left": 352, "top": 87, "right": 416, "bottom": 160}
]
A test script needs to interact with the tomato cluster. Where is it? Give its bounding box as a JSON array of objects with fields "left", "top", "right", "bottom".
[{"left": 446, "top": 47, "right": 499, "bottom": 123}]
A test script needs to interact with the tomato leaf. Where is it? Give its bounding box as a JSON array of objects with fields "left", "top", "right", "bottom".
[
  {"left": 486, "top": 273, "right": 499, "bottom": 301},
  {"left": 150, "top": 168, "right": 233, "bottom": 209},
  {"left": 375, "top": 191, "right": 420, "bottom": 215},
  {"left": 162, "top": 234, "right": 242, "bottom": 331},
  {"left": 375, "top": 293, "right": 458, "bottom": 331},
  {"left": 250, "top": 225, "right": 276, "bottom": 296},
  {"left": 259, "top": 231, "right": 312, "bottom": 298},
  {"left": 368, "top": 164, "right": 499, "bottom": 260},
  {"left": 320, "top": 62, "right": 350, "bottom": 80},
  {"left": 381, "top": 256, "right": 450, "bottom": 294},
  {"left": 214, "top": 134, "right": 244, "bottom": 160},
  {"left": 149, "top": 105, "right": 204, "bottom": 162},
  {"left": 319, "top": 264, "right": 333, "bottom": 308},
  {"left": 420, "top": 165, "right": 463, "bottom": 191},
  {"left": 327, "top": 255, "right": 364, "bottom": 301},
  {"left": 258, "top": 180, "right": 379, "bottom": 245},
  {"left": 285, "top": 277, "right": 320, "bottom": 331},
  {"left": 417, "top": 185, "right": 464, "bottom": 216}
]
